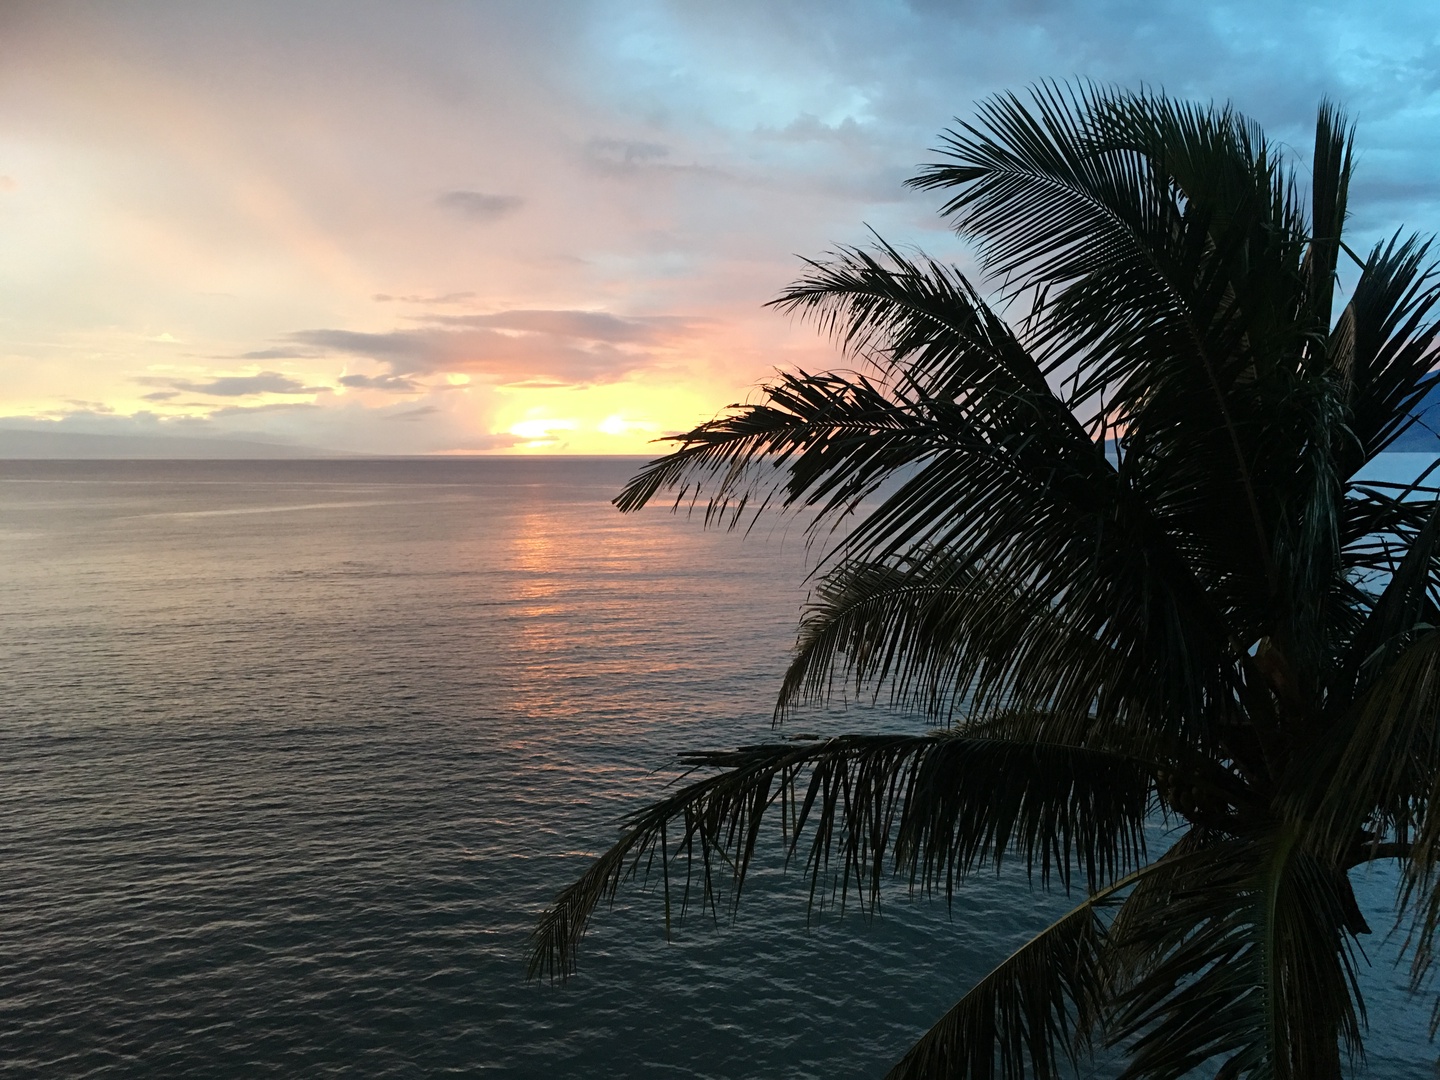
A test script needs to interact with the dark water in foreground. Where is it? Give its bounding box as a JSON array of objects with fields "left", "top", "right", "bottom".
[{"left": 0, "top": 457, "right": 1435, "bottom": 1078}]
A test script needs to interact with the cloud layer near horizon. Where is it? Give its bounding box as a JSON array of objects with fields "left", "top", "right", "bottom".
[{"left": 3, "top": 0, "right": 1439, "bottom": 454}]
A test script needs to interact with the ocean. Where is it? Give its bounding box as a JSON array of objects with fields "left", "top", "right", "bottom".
[{"left": 0, "top": 457, "right": 1434, "bottom": 1078}]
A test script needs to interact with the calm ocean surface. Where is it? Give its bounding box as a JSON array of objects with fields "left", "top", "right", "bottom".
[{"left": 0, "top": 457, "right": 1436, "bottom": 1078}]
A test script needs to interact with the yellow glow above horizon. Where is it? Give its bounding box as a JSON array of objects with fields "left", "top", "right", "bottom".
[{"left": 489, "top": 377, "right": 724, "bottom": 455}]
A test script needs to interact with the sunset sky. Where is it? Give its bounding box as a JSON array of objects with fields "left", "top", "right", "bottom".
[{"left": 3, "top": 1, "right": 1439, "bottom": 455}]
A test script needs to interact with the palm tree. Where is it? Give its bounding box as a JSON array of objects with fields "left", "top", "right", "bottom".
[{"left": 530, "top": 84, "right": 1440, "bottom": 1078}]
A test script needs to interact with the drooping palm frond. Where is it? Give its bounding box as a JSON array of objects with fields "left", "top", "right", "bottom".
[
  {"left": 774, "top": 551, "right": 1070, "bottom": 721},
  {"left": 1304, "top": 632, "right": 1440, "bottom": 867},
  {"left": 1289, "top": 626, "right": 1440, "bottom": 991},
  {"left": 884, "top": 839, "right": 1274, "bottom": 1080},
  {"left": 1108, "top": 830, "right": 1365, "bottom": 1080},
  {"left": 529, "top": 732, "right": 1154, "bottom": 981},
  {"left": 774, "top": 546, "right": 1213, "bottom": 754},
  {"left": 882, "top": 888, "right": 1114, "bottom": 1080}
]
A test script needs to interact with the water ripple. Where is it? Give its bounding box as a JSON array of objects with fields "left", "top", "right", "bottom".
[{"left": 0, "top": 459, "right": 1434, "bottom": 1077}]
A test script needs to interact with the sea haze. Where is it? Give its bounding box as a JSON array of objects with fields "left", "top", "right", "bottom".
[{"left": 0, "top": 458, "right": 1435, "bottom": 1078}]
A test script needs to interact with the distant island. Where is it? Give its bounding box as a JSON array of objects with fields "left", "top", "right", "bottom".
[{"left": 0, "top": 428, "right": 349, "bottom": 459}]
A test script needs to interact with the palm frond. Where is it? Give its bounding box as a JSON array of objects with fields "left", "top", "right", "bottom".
[
  {"left": 614, "top": 366, "right": 935, "bottom": 526},
  {"left": 1308, "top": 628, "right": 1440, "bottom": 989},
  {"left": 1342, "top": 505, "right": 1440, "bottom": 695},
  {"left": 1333, "top": 232, "right": 1440, "bottom": 466},
  {"left": 883, "top": 845, "right": 1229, "bottom": 1080},
  {"left": 1340, "top": 478, "right": 1440, "bottom": 579},
  {"left": 1110, "top": 830, "right": 1365, "bottom": 1080},
  {"left": 1303, "top": 101, "right": 1354, "bottom": 334},
  {"left": 529, "top": 732, "right": 1154, "bottom": 981},
  {"left": 882, "top": 888, "right": 1114, "bottom": 1080},
  {"left": 775, "top": 548, "right": 1213, "bottom": 757}
]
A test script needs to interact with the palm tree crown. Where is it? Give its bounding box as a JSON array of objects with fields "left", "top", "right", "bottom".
[{"left": 532, "top": 84, "right": 1440, "bottom": 1079}]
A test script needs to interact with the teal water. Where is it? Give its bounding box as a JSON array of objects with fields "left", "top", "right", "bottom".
[{"left": 0, "top": 457, "right": 1434, "bottom": 1077}]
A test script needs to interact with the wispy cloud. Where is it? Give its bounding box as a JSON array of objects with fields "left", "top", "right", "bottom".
[
  {"left": 208, "top": 401, "right": 320, "bottom": 417},
  {"left": 281, "top": 307, "right": 701, "bottom": 387},
  {"left": 287, "top": 327, "right": 645, "bottom": 386},
  {"left": 237, "top": 347, "right": 322, "bottom": 360},
  {"left": 388, "top": 405, "right": 441, "bottom": 421},
  {"left": 435, "top": 190, "right": 524, "bottom": 222},
  {"left": 141, "top": 372, "right": 329, "bottom": 397},
  {"left": 373, "top": 291, "right": 475, "bottom": 305},
  {"left": 426, "top": 308, "right": 699, "bottom": 343},
  {"left": 586, "top": 138, "right": 670, "bottom": 168},
  {"left": 338, "top": 372, "right": 422, "bottom": 392},
  {"left": 583, "top": 137, "right": 729, "bottom": 180}
]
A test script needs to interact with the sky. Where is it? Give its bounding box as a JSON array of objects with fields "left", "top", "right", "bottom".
[{"left": 2, "top": 1, "right": 1440, "bottom": 456}]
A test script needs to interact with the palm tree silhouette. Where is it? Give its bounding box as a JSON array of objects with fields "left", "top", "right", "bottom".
[{"left": 533, "top": 84, "right": 1440, "bottom": 1078}]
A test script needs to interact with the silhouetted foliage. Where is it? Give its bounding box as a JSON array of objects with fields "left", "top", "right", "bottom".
[{"left": 534, "top": 83, "right": 1440, "bottom": 1079}]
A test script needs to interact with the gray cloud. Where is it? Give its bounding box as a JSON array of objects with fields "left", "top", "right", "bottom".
[
  {"left": 338, "top": 372, "right": 422, "bottom": 392},
  {"left": 373, "top": 291, "right": 475, "bottom": 305},
  {"left": 288, "top": 326, "right": 641, "bottom": 385},
  {"left": 388, "top": 405, "right": 440, "bottom": 421},
  {"left": 582, "top": 137, "right": 732, "bottom": 182},
  {"left": 141, "top": 390, "right": 179, "bottom": 401},
  {"left": 282, "top": 307, "right": 700, "bottom": 387},
  {"left": 142, "top": 372, "right": 329, "bottom": 397},
  {"left": 435, "top": 190, "right": 524, "bottom": 222},
  {"left": 756, "top": 113, "right": 871, "bottom": 146},
  {"left": 426, "top": 308, "right": 698, "bottom": 343},
  {"left": 238, "top": 347, "right": 319, "bottom": 360},
  {"left": 207, "top": 402, "right": 320, "bottom": 417},
  {"left": 289, "top": 330, "right": 426, "bottom": 362},
  {"left": 1349, "top": 175, "right": 1440, "bottom": 213},
  {"left": 586, "top": 138, "right": 671, "bottom": 168}
]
